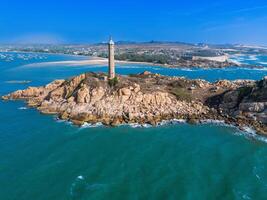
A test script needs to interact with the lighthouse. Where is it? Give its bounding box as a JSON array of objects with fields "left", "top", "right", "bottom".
[{"left": 108, "top": 37, "right": 115, "bottom": 79}]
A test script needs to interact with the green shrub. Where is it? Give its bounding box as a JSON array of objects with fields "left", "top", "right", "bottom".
[
  {"left": 108, "top": 77, "right": 119, "bottom": 87},
  {"left": 115, "top": 53, "right": 169, "bottom": 64},
  {"left": 171, "top": 88, "right": 192, "bottom": 102}
]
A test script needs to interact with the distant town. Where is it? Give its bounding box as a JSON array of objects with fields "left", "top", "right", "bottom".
[{"left": 1, "top": 41, "right": 267, "bottom": 68}]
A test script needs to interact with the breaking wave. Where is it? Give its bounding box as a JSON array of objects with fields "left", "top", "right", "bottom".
[
  {"left": 234, "top": 126, "right": 267, "bottom": 143},
  {"left": 55, "top": 117, "right": 267, "bottom": 144},
  {"left": 80, "top": 122, "right": 103, "bottom": 129},
  {"left": 258, "top": 62, "right": 267, "bottom": 66},
  {"left": 70, "top": 175, "right": 108, "bottom": 198},
  {"left": 18, "top": 107, "right": 27, "bottom": 110}
]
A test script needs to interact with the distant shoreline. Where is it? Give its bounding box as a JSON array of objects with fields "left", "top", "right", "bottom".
[
  {"left": 19, "top": 56, "right": 160, "bottom": 68},
  {"left": 20, "top": 56, "right": 265, "bottom": 70},
  {"left": 2, "top": 50, "right": 266, "bottom": 69}
]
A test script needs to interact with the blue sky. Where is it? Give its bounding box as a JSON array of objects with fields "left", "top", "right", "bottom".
[{"left": 0, "top": 0, "right": 267, "bottom": 45}]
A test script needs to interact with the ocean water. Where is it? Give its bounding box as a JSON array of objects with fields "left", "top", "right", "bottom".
[
  {"left": 230, "top": 54, "right": 267, "bottom": 66},
  {"left": 1, "top": 52, "right": 267, "bottom": 200}
]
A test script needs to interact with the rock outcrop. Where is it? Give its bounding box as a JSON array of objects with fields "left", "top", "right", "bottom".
[
  {"left": 2, "top": 72, "right": 267, "bottom": 135},
  {"left": 206, "top": 76, "right": 267, "bottom": 134}
]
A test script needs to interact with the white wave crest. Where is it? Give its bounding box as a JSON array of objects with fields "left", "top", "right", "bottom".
[
  {"left": 80, "top": 122, "right": 103, "bottom": 129},
  {"left": 247, "top": 55, "right": 258, "bottom": 61},
  {"left": 129, "top": 123, "right": 153, "bottom": 128},
  {"left": 77, "top": 175, "right": 84, "bottom": 180},
  {"left": 243, "top": 126, "right": 256, "bottom": 134},
  {"left": 178, "top": 68, "right": 195, "bottom": 71},
  {"left": 18, "top": 107, "right": 27, "bottom": 110},
  {"left": 258, "top": 62, "right": 267, "bottom": 65},
  {"left": 234, "top": 126, "right": 267, "bottom": 143},
  {"left": 200, "top": 119, "right": 225, "bottom": 124}
]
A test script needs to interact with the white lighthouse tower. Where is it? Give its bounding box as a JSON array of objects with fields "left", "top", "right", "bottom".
[{"left": 108, "top": 37, "right": 115, "bottom": 79}]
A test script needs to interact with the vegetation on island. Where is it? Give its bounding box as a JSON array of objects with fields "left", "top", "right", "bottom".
[
  {"left": 108, "top": 77, "right": 119, "bottom": 87},
  {"left": 115, "top": 53, "right": 169, "bottom": 65},
  {"left": 2, "top": 72, "right": 267, "bottom": 135},
  {"left": 171, "top": 88, "right": 192, "bottom": 102}
]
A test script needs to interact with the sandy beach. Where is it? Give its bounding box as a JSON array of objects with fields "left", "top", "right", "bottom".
[{"left": 21, "top": 56, "right": 157, "bottom": 68}]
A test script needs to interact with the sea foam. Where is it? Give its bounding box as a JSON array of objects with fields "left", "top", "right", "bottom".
[
  {"left": 77, "top": 175, "right": 84, "bottom": 180},
  {"left": 258, "top": 62, "right": 267, "bottom": 65},
  {"left": 247, "top": 55, "right": 258, "bottom": 61},
  {"left": 80, "top": 122, "right": 103, "bottom": 129},
  {"left": 18, "top": 107, "right": 27, "bottom": 110},
  {"left": 234, "top": 126, "right": 267, "bottom": 143}
]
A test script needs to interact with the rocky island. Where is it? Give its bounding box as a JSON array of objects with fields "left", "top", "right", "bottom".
[{"left": 2, "top": 71, "right": 267, "bottom": 135}]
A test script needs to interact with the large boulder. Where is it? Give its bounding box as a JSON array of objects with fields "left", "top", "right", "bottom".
[
  {"left": 76, "top": 84, "right": 90, "bottom": 103},
  {"left": 90, "top": 87, "right": 105, "bottom": 104},
  {"left": 220, "top": 90, "right": 239, "bottom": 110},
  {"left": 239, "top": 102, "right": 266, "bottom": 113}
]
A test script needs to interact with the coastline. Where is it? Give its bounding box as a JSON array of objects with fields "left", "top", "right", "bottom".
[
  {"left": 19, "top": 56, "right": 160, "bottom": 68},
  {"left": 70, "top": 114, "right": 267, "bottom": 137},
  {"left": 19, "top": 55, "right": 267, "bottom": 70},
  {"left": 4, "top": 50, "right": 266, "bottom": 69},
  {"left": 2, "top": 72, "right": 267, "bottom": 136},
  {"left": 58, "top": 117, "right": 267, "bottom": 143}
]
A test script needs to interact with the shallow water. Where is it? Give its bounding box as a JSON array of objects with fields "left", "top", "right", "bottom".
[{"left": 1, "top": 52, "right": 267, "bottom": 200}]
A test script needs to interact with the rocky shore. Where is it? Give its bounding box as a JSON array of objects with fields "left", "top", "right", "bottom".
[
  {"left": 161, "top": 58, "right": 240, "bottom": 69},
  {"left": 2, "top": 72, "right": 267, "bottom": 135}
]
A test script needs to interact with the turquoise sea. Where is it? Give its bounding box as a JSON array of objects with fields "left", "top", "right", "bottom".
[{"left": 1, "top": 52, "right": 267, "bottom": 200}]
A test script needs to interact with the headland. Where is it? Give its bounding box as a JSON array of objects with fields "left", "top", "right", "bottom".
[{"left": 2, "top": 72, "right": 267, "bottom": 135}]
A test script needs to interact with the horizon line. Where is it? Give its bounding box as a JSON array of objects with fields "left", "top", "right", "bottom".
[{"left": 0, "top": 40, "right": 266, "bottom": 47}]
